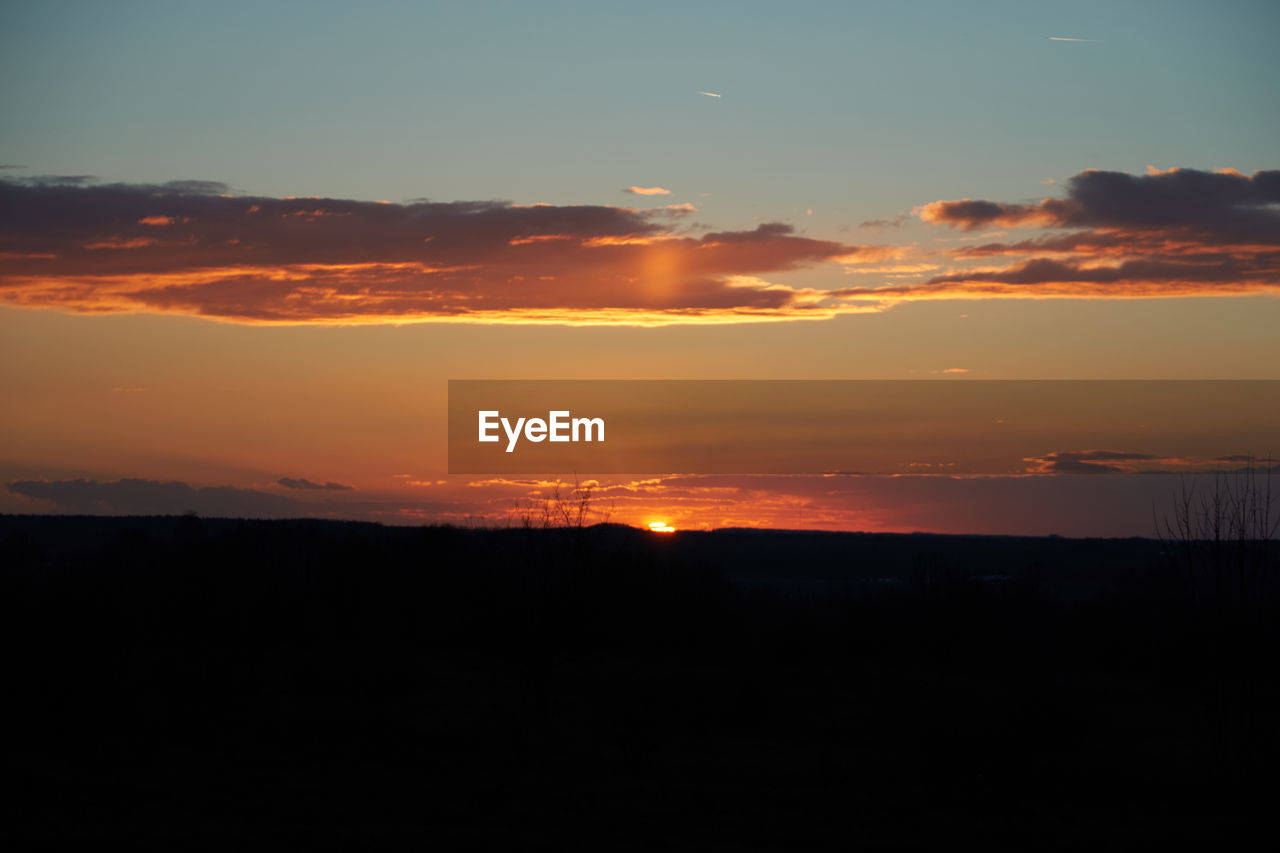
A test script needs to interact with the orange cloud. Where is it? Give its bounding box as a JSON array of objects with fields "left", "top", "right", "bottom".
[
  {"left": 0, "top": 180, "right": 889, "bottom": 325},
  {"left": 623, "top": 186, "right": 671, "bottom": 196},
  {"left": 6, "top": 167, "right": 1278, "bottom": 320},
  {"left": 916, "top": 198, "right": 1059, "bottom": 230}
]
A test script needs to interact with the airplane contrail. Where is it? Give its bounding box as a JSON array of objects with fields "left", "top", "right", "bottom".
[
  {"left": 1049, "top": 36, "right": 1096, "bottom": 42},
  {"left": 698, "top": 91, "right": 722, "bottom": 98}
]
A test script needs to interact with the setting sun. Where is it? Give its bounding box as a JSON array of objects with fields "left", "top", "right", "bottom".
[{"left": 647, "top": 521, "right": 676, "bottom": 533}]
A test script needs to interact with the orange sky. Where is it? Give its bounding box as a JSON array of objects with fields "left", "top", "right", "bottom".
[
  {"left": 3, "top": 282, "right": 1278, "bottom": 535},
  {"left": 3, "top": 171, "right": 1278, "bottom": 536}
]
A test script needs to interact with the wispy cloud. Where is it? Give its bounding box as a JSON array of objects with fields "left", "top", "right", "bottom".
[
  {"left": 1048, "top": 36, "right": 1095, "bottom": 42},
  {"left": 858, "top": 214, "right": 907, "bottom": 229},
  {"left": 623, "top": 185, "right": 670, "bottom": 196},
  {"left": 697, "top": 91, "right": 722, "bottom": 98}
]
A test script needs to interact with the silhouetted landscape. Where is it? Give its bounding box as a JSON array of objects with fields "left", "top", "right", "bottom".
[{"left": 6, "top": 514, "right": 1278, "bottom": 849}]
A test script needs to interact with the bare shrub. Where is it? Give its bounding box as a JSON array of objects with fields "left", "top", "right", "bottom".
[
  {"left": 1158, "top": 455, "right": 1278, "bottom": 611},
  {"left": 511, "top": 475, "right": 612, "bottom": 530}
]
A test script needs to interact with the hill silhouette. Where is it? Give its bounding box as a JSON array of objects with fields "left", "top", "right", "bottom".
[{"left": 5, "top": 515, "right": 1277, "bottom": 848}]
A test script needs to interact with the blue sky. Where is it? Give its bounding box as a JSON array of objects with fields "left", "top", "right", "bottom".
[{"left": 4, "top": 0, "right": 1277, "bottom": 227}]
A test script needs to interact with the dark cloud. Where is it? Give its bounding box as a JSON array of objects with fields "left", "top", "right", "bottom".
[
  {"left": 10, "top": 174, "right": 97, "bottom": 187},
  {"left": 8, "top": 478, "right": 302, "bottom": 517},
  {"left": 278, "top": 477, "right": 354, "bottom": 491},
  {"left": 1016, "top": 450, "right": 1272, "bottom": 475},
  {"left": 919, "top": 167, "right": 1280, "bottom": 236},
  {"left": 918, "top": 199, "right": 1042, "bottom": 230},
  {"left": 0, "top": 178, "right": 887, "bottom": 324},
  {"left": 904, "top": 167, "right": 1280, "bottom": 298},
  {"left": 1023, "top": 451, "right": 1158, "bottom": 475},
  {"left": 888, "top": 255, "right": 1277, "bottom": 298}
]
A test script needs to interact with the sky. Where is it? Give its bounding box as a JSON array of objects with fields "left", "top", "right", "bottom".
[{"left": 2, "top": 0, "right": 1278, "bottom": 534}]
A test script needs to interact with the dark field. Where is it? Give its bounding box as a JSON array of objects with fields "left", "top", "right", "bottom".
[{"left": 5, "top": 515, "right": 1278, "bottom": 849}]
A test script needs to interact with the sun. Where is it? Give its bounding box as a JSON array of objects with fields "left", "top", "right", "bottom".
[{"left": 647, "top": 521, "right": 676, "bottom": 533}]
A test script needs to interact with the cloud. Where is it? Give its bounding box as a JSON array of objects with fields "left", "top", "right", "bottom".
[
  {"left": 1048, "top": 36, "right": 1096, "bottom": 42},
  {"left": 18, "top": 174, "right": 97, "bottom": 186},
  {"left": 278, "top": 477, "right": 354, "bottom": 491},
  {"left": 697, "top": 91, "right": 722, "bottom": 98},
  {"left": 8, "top": 167, "right": 1273, "bottom": 321},
  {"left": 916, "top": 199, "right": 1056, "bottom": 230},
  {"left": 898, "top": 167, "right": 1280, "bottom": 299},
  {"left": 4, "top": 476, "right": 458, "bottom": 522},
  {"left": 919, "top": 168, "right": 1280, "bottom": 234},
  {"left": 850, "top": 263, "right": 938, "bottom": 274},
  {"left": 1023, "top": 451, "right": 1158, "bottom": 475},
  {"left": 8, "top": 478, "right": 302, "bottom": 516},
  {"left": 858, "top": 215, "right": 907, "bottom": 229},
  {"left": 84, "top": 236, "right": 158, "bottom": 250},
  {"left": 623, "top": 186, "right": 671, "bottom": 196},
  {"left": 1018, "top": 450, "right": 1264, "bottom": 475},
  {"left": 0, "top": 178, "right": 891, "bottom": 326}
]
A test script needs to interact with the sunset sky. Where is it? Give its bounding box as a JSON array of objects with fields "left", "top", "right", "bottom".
[{"left": 2, "top": 1, "right": 1278, "bottom": 534}]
